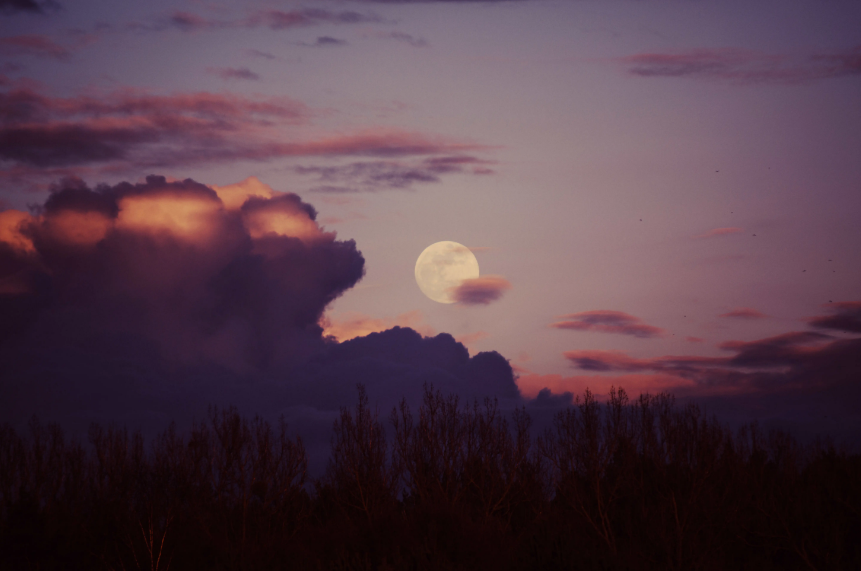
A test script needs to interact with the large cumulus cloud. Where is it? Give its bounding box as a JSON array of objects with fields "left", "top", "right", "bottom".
[{"left": 0, "top": 175, "right": 521, "bottom": 459}]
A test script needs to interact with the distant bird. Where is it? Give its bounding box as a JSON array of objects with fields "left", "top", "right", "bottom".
[
  {"left": 715, "top": 170, "right": 719, "bottom": 172},
  {"left": 752, "top": 234, "right": 757, "bottom": 236},
  {"left": 639, "top": 219, "right": 642, "bottom": 221},
  {"left": 828, "top": 259, "right": 832, "bottom": 261},
  {"left": 803, "top": 270, "right": 806, "bottom": 272},
  {"left": 829, "top": 300, "right": 833, "bottom": 303}
]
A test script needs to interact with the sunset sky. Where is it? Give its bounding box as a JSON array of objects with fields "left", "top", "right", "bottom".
[{"left": 1, "top": 0, "right": 860, "bottom": 457}]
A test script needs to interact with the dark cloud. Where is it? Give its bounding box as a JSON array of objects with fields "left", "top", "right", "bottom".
[
  {"left": 299, "top": 155, "right": 494, "bottom": 192},
  {"left": 141, "top": 8, "right": 386, "bottom": 33},
  {"left": 563, "top": 330, "right": 851, "bottom": 385},
  {"left": 719, "top": 307, "right": 768, "bottom": 319},
  {"left": 250, "top": 9, "right": 385, "bottom": 29},
  {"left": 291, "top": 327, "right": 520, "bottom": 410},
  {"left": 206, "top": 67, "right": 261, "bottom": 81},
  {"left": 450, "top": 275, "right": 511, "bottom": 305},
  {"left": 0, "top": 35, "right": 70, "bottom": 59},
  {"left": 306, "top": 36, "right": 348, "bottom": 47},
  {"left": 808, "top": 301, "right": 861, "bottom": 333},
  {"left": 0, "top": 0, "right": 57, "bottom": 14},
  {"left": 551, "top": 310, "right": 665, "bottom": 338},
  {"left": 0, "top": 87, "right": 481, "bottom": 185},
  {"left": 0, "top": 175, "right": 521, "bottom": 468},
  {"left": 619, "top": 46, "right": 861, "bottom": 85},
  {"left": 350, "top": 0, "right": 529, "bottom": 3}
]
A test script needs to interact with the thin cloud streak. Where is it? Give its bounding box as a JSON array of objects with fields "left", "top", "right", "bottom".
[
  {"left": 720, "top": 307, "right": 768, "bottom": 319},
  {"left": 619, "top": 46, "right": 861, "bottom": 84},
  {"left": 206, "top": 67, "right": 261, "bottom": 81},
  {"left": 0, "top": 35, "right": 70, "bottom": 60},
  {"left": 551, "top": 310, "right": 665, "bottom": 338},
  {"left": 0, "top": 87, "right": 488, "bottom": 186}
]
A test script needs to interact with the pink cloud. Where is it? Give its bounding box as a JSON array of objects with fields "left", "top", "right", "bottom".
[
  {"left": 719, "top": 307, "right": 768, "bottom": 319},
  {"left": 321, "top": 310, "right": 435, "bottom": 342},
  {"left": 449, "top": 275, "right": 511, "bottom": 305},
  {"left": 551, "top": 310, "right": 665, "bottom": 338},
  {"left": 0, "top": 35, "right": 70, "bottom": 60},
  {"left": 0, "top": 87, "right": 488, "bottom": 190}
]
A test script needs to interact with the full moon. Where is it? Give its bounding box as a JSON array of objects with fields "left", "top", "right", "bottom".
[{"left": 415, "top": 241, "right": 479, "bottom": 304}]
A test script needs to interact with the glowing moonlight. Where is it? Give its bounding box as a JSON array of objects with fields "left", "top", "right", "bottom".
[{"left": 415, "top": 241, "right": 479, "bottom": 304}]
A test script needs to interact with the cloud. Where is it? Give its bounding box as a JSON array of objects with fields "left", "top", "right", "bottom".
[
  {"left": 0, "top": 175, "right": 522, "bottom": 462},
  {"left": 551, "top": 310, "right": 665, "bottom": 338},
  {"left": 619, "top": 46, "right": 861, "bottom": 85},
  {"left": 450, "top": 275, "right": 511, "bottom": 305},
  {"left": 246, "top": 49, "right": 277, "bottom": 60},
  {"left": 719, "top": 307, "right": 768, "bottom": 319},
  {"left": 321, "top": 310, "right": 435, "bottom": 342},
  {"left": 142, "top": 8, "right": 386, "bottom": 33},
  {"left": 349, "top": 0, "right": 529, "bottom": 3},
  {"left": 298, "top": 155, "right": 494, "bottom": 192},
  {"left": 206, "top": 67, "right": 260, "bottom": 81},
  {"left": 0, "top": 87, "right": 485, "bottom": 187},
  {"left": 0, "top": 35, "right": 69, "bottom": 59},
  {"left": 693, "top": 227, "right": 743, "bottom": 239},
  {"left": 0, "top": 0, "right": 57, "bottom": 14},
  {"left": 377, "top": 32, "right": 428, "bottom": 48},
  {"left": 304, "top": 36, "right": 348, "bottom": 47},
  {"left": 808, "top": 301, "right": 861, "bottom": 333}
]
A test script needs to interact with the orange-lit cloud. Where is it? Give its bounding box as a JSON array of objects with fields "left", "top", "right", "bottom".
[
  {"left": 0, "top": 209, "right": 36, "bottom": 253},
  {"left": 212, "top": 176, "right": 275, "bottom": 210},
  {"left": 321, "top": 310, "right": 435, "bottom": 342}
]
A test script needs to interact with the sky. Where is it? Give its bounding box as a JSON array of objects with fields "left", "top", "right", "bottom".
[{"left": 1, "top": 0, "right": 860, "bottom": 460}]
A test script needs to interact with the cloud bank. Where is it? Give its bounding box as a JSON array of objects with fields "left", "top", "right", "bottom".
[{"left": 0, "top": 175, "right": 521, "bottom": 453}]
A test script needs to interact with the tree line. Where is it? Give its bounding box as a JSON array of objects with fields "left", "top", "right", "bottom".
[{"left": 1, "top": 385, "right": 858, "bottom": 570}]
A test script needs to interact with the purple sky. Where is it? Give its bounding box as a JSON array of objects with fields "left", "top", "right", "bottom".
[{"left": 1, "top": 0, "right": 859, "bottom": 453}]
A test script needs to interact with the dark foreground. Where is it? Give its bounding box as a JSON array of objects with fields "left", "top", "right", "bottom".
[{"left": 1, "top": 386, "right": 859, "bottom": 571}]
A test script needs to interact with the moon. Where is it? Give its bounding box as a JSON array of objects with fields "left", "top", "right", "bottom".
[{"left": 415, "top": 241, "right": 479, "bottom": 304}]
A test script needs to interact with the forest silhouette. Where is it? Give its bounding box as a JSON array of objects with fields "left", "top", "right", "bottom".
[{"left": 1, "top": 385, "right": 858, "bottom": 571}]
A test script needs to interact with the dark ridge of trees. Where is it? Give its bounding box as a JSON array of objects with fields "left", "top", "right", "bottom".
[{"left": 1, "top": 386, "right": 859, "bottom": 571}]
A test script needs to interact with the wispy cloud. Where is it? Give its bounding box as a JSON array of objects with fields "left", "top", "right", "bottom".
[
  {"left": 136, "top": 8, "right": 387, "bottom": 33},
  {"left": 376, "top": 31, "right": 428, "bottom": 48},
  {"left": 619, "top": 46, "right": 861, "bottom": 85},
  {"left": 303, "top": 36, "right": 348, "bottom": 47},
  {"left": 719, "top": 307, "right": 768, "bottom": 319},
  {"left": 0, "top": 35, "right": 70, "bottom": 60},
  {"left": 551, "top": 310, "right": 665, "bottom": 338},
  {"left": 1, "top": 0, "right": 58, "bottom": 14},
  {"left": 206, "top": 67, "right": 260, "bottom": 81},
  {"left": 0, "top": 87, "right": 486, "bottom": 188},
  {"left": 808, "top": 301, "right": 861, "bottom": 333},
  {"left": 299, "top": 155, "right": 494, "bottom": 192}
]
